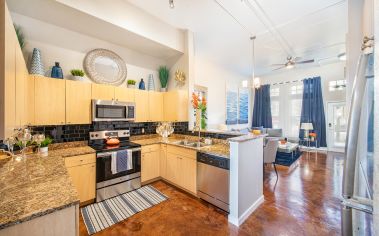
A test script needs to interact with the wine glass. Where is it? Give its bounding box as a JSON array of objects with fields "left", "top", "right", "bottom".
[{"left": 5, "top": 137, "right": 15, "bottom": 155}]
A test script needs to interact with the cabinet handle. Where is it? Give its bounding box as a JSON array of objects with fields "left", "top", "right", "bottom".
[{"left": 80, "top": 160, "right": 83, "bottom": 162}]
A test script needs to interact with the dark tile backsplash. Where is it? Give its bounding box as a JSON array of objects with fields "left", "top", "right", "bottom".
[{"left": 29, "top": 122, "right": 190, "bottom": 143}]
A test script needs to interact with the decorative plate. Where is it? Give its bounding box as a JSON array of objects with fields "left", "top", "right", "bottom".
[{"left": 84, "top": 49, "right": 127, "bottom": 86}]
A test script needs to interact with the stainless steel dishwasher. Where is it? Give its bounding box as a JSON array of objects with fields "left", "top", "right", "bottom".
[{"left": 197, "top": 152, "right": 230, "bottom": 212}]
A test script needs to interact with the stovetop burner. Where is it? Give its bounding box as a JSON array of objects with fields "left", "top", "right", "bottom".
[{"left": 88, "top": 129, "right": 141, "bottom": 153}]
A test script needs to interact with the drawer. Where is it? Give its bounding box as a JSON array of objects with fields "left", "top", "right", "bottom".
[
  {"left": 142, "top": 144, "right": 160, "bottom": 154},
  {"left": 65, "top": 154, "right": 96, "bottom": 168},
  {"left": 167, "top": 145, "right": 196, "bottom": 160}
]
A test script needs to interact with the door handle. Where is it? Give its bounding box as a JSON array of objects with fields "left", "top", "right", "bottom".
[{"left": 328, "top": 123, "right": 332, "bottom": 127}]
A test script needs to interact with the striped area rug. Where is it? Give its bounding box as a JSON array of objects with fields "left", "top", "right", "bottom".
[{"left": 81, "top": 185, "right": 168, "bottom": 235}]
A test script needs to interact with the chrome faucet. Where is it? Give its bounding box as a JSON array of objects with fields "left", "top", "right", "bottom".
[{"left": 192, "top": 124, "right": 201, "bottom": 145}]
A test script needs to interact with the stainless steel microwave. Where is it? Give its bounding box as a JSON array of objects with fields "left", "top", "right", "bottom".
[{"left": 92, "top": 99, "right": 135, "bottom": 122}]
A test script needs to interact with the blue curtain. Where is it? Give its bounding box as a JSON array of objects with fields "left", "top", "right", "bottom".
[
  {"left": 299, "top": 77, "right": 327, "bottom": 147},
  {"left": 252, "top": 84, "right": 272, "bottom": 128}
]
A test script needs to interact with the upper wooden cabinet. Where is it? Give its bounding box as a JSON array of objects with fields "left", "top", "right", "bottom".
[
  {"left": 66, "top": 80, "right": 92, "bottom": 124},
  {"left": 148, "top": 91, "right": 164, "bottom": 122},
  {"left": 164, "top": 90, "right": 189, "bottom": 122},
  {"left": 114, "top": 87, "right": 135, "bottom": 102},
  {"left": 135, "top": 90, "right": 149, "bottom": 122},
  {"left": 25, "top": 75, "right": 35, "bottom": 126},
  {"left": 91, "top": 83, "right": 114, "bottom": 100},
  {"left": 34, "top": 76, "right": 66, "bottom": 125},
  {"left": 15, "top": 45, "right": 27, "bottom": 127}
]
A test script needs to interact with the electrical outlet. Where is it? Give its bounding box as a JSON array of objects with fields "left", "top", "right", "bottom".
[{"left": 142, "top": 128, "right": 145, "bottom": 134}]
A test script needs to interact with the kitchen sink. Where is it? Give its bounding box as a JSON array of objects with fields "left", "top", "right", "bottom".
[{"left": 172, "top": 140, "right": 208, "bottom": 148}]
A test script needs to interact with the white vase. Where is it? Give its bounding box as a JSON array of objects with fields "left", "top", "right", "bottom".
[
  {"left": 73, "top": 76, "right": 84, "bottom": 81},
  {"left": 127, "top": 84, "right": 135, "bottom": 89},
  {"left": 195, "top": 109, "right": 201, "bottom": 128},
  {"left": 161, "top": 87, "right": 167, "bottom": 92},
  {"left": 40, "top": 146, "right": 48, "bottom": 153}
]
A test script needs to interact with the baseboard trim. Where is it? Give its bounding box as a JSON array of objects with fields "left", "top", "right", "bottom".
[{"left": 228, "top": 195, "right": 264, "bottom": 227}]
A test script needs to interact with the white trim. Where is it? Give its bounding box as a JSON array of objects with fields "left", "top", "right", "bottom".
[{"left": 228, "top": 195, "right": 264, "bottom": 227}]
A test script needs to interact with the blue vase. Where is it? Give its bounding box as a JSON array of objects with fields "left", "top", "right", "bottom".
[
  {"left": 139, "top": 79, "right": 145, "bottom": 90},
  {"left": 51, "top": 62, "right": 63, "bottom": 79}
]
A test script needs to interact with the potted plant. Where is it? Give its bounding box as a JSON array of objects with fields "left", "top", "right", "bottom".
[
  {"left": 39, "top": 137, "right": 53, "bottom": 153},
  {"left": 191, "top": 92, "right": 207, "bottom": 130},
  {"left": 158, "top": 66, "right": 169, "bottom": 92},
  {"left": 127, "top": 80, "right": 136, "bottom": 88},
  {"left": 70, "top": 69, "right": 85, "bottom": 81},
  {"left": 309, "top": 132, "right": 317, "bottom": 142}
]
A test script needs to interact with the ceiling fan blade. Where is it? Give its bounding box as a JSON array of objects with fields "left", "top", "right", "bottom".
[
  {"left": 270, "top": 64, "right": 286, "bottom": 66},
  {"left": 272, "top": 66, "right": 286, "bottom": 71},
  {"left": 296, "top": 59, "right": 315, "bottom": 64}
]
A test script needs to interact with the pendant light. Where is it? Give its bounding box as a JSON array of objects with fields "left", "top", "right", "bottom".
[
  {"left": 169, "top": 0, "right": 174, "bottom": 8},
  {"left": 251, "top": 36, "right": 261, "bottom": 89}
]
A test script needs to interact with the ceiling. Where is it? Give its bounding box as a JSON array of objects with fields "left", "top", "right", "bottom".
[{"left": 127, "top": 0, "right": 347, "bottom": 76}]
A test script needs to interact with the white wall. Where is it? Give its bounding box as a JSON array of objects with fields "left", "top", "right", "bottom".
[
  {"left": 261, "top": 62, "right": 347, "bottom": 103},
  {"left": 192, "top": 54, "right": 251, "bottom": 130},
  {"left": 11, "top": 13, "right": 166, "bottom": 89}
]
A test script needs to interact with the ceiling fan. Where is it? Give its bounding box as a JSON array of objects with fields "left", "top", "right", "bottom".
[{"left": 271, "top": 56, "right": 315, "bottom": 71}]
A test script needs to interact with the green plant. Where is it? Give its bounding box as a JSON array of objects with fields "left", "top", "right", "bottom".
[
  {"left": 14, "top": 24, "right": 25, "bottom": 49},
  {"left": 127, "top": 80, "right": 136, "bottom": 85},
  {"left": 70, "top": 69, "right": 85, "bottom": 77},
  {"left": 40, "top": 137, "right": 53, "bottom": 148},
  {"left": 158, "top": 66, "right": 169, "bottom": 88}
]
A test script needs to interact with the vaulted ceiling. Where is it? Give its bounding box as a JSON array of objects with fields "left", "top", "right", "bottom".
[{"left": 127, "top": 0, "right": 347, "bottom": 76}]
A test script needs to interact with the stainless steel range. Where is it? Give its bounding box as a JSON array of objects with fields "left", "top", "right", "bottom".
[{"left": 89, "top": 130, "right": 141, "bottom": 202}]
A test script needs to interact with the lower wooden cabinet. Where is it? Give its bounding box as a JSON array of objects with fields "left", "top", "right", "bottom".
[
  {"left": 141, "top": 145, "right": 160, "bottom": 182},
  {"left": 160, "top": 144, "right": 167, "bottom": 179},
  {"left": 165, "top": 145, "right": 197, "bottom": 194},
  {"left": 65, "top": 154, "right": 96, "bottom": 203}
]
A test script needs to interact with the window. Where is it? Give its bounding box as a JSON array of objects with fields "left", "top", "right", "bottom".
[
  {"left": 329, "top": 80, "right": 346, "bottom": 91},
  {"left": 271, "top": 87, "right": 279, "bottom": 96},
  {"left": 290, "top": 84, "right": 303, "bottom": 95},
  {"left": 226, "top": 87, "right": 250, "bottom": 125},
  {"left": 270, "top": 83, "right": 303, "bottom": 138}
]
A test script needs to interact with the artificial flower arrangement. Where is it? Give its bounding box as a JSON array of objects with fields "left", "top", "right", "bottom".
[
  {"left": 191, "top": 92, "right": 207, "bottom": 129},
  {"left": 309, "top": 132, "right": 317, "bottom": 141}
]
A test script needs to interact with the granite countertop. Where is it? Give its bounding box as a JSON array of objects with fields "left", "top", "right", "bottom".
[
  {"left": 132, "top": 135, "right": 230, "bottom": 159},
  {"left": 0, "top": 144, "right": 95, "bottom": 229},
  {"left": 228, "top": 133, "right": 267, "bottom": 143}
]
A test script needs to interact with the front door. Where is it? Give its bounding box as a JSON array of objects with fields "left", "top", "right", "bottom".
[{"left": 327, "top": 102, "right": 347, "bottom": 152}]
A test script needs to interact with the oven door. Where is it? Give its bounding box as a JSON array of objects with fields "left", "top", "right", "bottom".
[
  {"left": 96, "top": 148, "right": 141, "bottom": 184},
  {"left": 92, "top": 99, "right": 135, "bottom": 122}
]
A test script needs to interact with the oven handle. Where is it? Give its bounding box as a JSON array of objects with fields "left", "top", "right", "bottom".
[{"left": 97, "top": 148, "right": 141, "bottom": 157}]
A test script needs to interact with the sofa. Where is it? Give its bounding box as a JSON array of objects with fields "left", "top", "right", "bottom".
[{"left": 252, "top": 126, "right": 299, "bottom": 144}]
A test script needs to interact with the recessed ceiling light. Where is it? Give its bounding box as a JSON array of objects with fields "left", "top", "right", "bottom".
[
  {"left": 286, "top": 64, "right": 294, "bottom": 69},
  {"left": 169, "top": 0, "right": 174, "bottom": 8},
  {"left": 338, "top": 53, "right": 346, "bottom": 61}
]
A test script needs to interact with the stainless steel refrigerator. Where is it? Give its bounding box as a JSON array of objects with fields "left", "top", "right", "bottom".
[{"left": 342, "top": 37, "right": 374, "bottom": 235}]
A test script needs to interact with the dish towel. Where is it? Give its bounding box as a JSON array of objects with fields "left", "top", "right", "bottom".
[
  {"left": 116, "top": 150, "right": 133, "bottom": 173},
  {"left": 111, "top": 152, "right": 118, "bottom": 174}
]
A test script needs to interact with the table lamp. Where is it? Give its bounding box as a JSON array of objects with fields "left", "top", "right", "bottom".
[{"left": 301, "top": 122, "right": 313, "bottom": 139}]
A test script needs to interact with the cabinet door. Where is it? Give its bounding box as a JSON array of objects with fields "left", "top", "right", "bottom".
[
  {"left": 179, "top": 157, "right": 197, "bottom": 194},
  {"left": 141, "top": 151, "right": 160, "bottom": 182},
  {"left": 163, "top": 91, "right": 189, "bottom": 122},
  {"left": 91, "top": 83, "right": 114, "bottom": 100},
  {"left": 115, "top": 87, "right": 135, "bottom": 102},
  {"left": 66, "top": 163, "right": 96, "bottom": 203},
  {"left": 160, "top": 144, "right": 167, "bottom": 179},
  {"left": 15, "top": 46, "right": 26, "bottom": 127},
  {"left": 135, "top": 90, "right": 149, "bottom": 122},
  {"left": 34, "top": 76, "right": 66, "bottom": 125},
  {"left": 148, "top": 91, "right": 163, "bottom": 122},
  {"left": 25, "top": 75, "right": 35, "bottom": 126},
  {"left": 166, "top": 152, "right": 178, "bottom": 184},
  {"left": 66, "top": 80, "right": 91, "bottom": 124}
]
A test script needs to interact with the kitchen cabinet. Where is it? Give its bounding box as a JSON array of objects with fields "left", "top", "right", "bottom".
[
  {"left": 141, "top": 145, "right": 160, "bottom": 182},
  {"left": 166, "top": 145, "right": 197, "bottom": 194},
  {"left": 114, "top": 87, "right": 135, "bottom": 102},
  {"left": 148, "top": 91, "right": 164, "bottom": 122},
  {"left": 15, "top": 45, "right": 27, "bottom": 127},
  {"left": 0, "top": 3, "right": 16, "bottom": 139},
  {"left": 25, "top": 75, "right": 35, "bottom": 126},
  {"left": 134, "top": 90, "right": 149, "bottom": 122},
  {"left": 65, "top": 154, "right": 96, "bottom": 203},
  {"left": 160, "top": 144, "right": 167, "bottom": 179},
  {"left": 34, "top": 76, "right": 66, "bottom": 125},
  {"left": 163, "top": 90, "right": 189, "bottom": 122},
  {"left": 66, "top": 80, "right": 91, "bottom": 124},
  {"left": 91, "top": 83, "right": 114, "bottom": 100}
]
